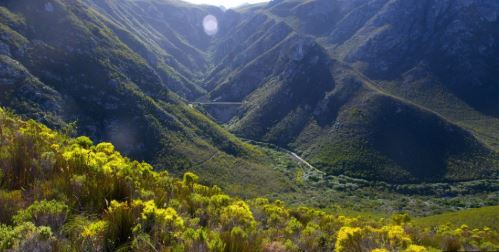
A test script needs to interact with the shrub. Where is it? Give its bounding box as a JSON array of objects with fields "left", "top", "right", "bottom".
[
  {"left": 335, "top": 225, "right": 413, "bottom": 252},
  {"left": 381, "top": 225, "right": 412, "bottom": 249},
  {"left": 138, "top": 200, "right": 185, "bottom": 247},
  {"left": 184, "top": 172, "right": 200, "bottom": 187},
  {"left": 81, "top": 220, "right": 108, "bottom": 251},
  {"left": 220, "top": 201, "right": 256, "bottom": 232},
  {"left": 372, "top": 249, "right": 389, "bottom": 252},
  {"left": 75, "top": 136, "right": 93, "bottom": 149},
  {"left": 224, "top": 226, "right": 252, "bottom": 252},
  {"left": 441, "top": 236, "right": 462, "bottom": 252},
  {"left": 405, "top": 244, "right": 427, "bottom": 252},
  {"left": 392, "top": 213, "right": 411, "bottom": 225},
  {"left": 0, "top": 108, "right": 496, "bottom": 252},
  {"left": 0, "top": 190, "right": 23, "bottom": 224},
  {"left": 299, "top": 222, "right": 325, "bottom": 251},
  {"left": 103, "top": 201, "right": 137, "bottom": 250},
  {"left": 0, "top": 222, "right": 55, "bottom": 251},
  {"left": 13, "top": 200, "right": 68, "bottom": 231},
  {"left": 335, "top": 226, "right": 363, "bottom": 252},
  {"left": 182, "top": 228, "right": 225, "bottom": 252},
  {"left": 285, "top": 217, "right": 303, "bottom": 237},
  {"left": 95, "top": 142, "right": 115, "bottom": 155}
]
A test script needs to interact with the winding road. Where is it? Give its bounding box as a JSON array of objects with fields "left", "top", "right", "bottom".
[{"left": 238, "top": 137, "right": 325, "bottom": 175}]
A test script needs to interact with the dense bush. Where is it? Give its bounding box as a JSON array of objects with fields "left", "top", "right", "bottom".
[
  {"left": 12, "top": 200, "right": 68, "bottom": 232},
  {"left": 0, "top": 108, "right": 498, "bottom": 251},
  {"left": 0, "top": 190, "right": 23, "bottom": 224},
  {"left": 0, "top": 222, "right": 55, "bottom": 251}
]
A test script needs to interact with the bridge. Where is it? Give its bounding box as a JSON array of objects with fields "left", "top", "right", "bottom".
[{"left": 190, "top": 102, "right": 244, "bottom": 105}]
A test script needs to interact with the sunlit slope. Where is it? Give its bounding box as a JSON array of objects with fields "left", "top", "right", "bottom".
[
  {"left": 263, "top": 0, "right": 499, "bottom": 151},
  {"left": 0, "top": 0, "right": 302, "bottom": 195},
  {"left": 1, "top": 0, "right": 498, "bottom": 185},
  {"left": 196, "top": 7, "right": 499, "bottom": 183},
  {"left": 415, "top": 206, "right": 499, "bottom": 230},
  {"left": 0, "top": 108, "right": 497, "bottom": 251},
  {"left": 82, "top": 0, "right": 224, "bottom": 99},
  {"left": 233, "top": 59, "right": 498, "bottom": 183}
]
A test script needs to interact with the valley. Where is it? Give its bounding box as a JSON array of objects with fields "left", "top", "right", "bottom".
[
  {"left": 0, "top": 0, "right": 498, "bottom": 250},
  {"left": 0, "top": 0, "right": 496, "bottom": 211}
]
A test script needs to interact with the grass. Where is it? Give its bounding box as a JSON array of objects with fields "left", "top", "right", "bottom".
[
  {"left": 230, "top": 140, "right": 499, "bottom": 217},
  {"left": 414, "top": 206, "right": 499, "bottom": 230}
]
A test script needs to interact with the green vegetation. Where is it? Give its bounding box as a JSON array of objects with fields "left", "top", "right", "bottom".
[
  {"left": 414, "top": 206, "right": 499, "bottom": 230},
  {"left": 1, "top": 107, "right": 498, "bottom": 251},
  {"left": 0, "top": 0, "right": 314, "bottom": 202},
  {"left": 0, "top": 1, "right": 498, "bottom": 250},
  {"left": 218, "top": 24, "right": 498, "bottom": 184},
  {"left": 1, "top": 0, "right": 497, "bottom": 193}
]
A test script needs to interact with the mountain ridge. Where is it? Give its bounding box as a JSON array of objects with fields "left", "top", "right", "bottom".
[
  {"left": 0, "top": 0, "right": 497, "bottom": 185},
  {"left": 0, "top": 0, "right": 314, "bottom": 199},
  {"left": 192, "top": 0, "right": 499, "bottom": 182}
]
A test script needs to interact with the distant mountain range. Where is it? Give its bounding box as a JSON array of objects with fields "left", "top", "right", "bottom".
[{"left": 0, "top": 0, "right": 497, "bottom": 184}]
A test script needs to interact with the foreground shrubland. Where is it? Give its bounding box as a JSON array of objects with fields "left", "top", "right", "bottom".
[{"left": 0, "top": 108, "right": 497, "bottom": 251}]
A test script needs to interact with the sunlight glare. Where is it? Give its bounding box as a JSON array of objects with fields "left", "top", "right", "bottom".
[
  {"left": 203, "top": 15, "right": 219, "bottom": 36},
  {"left": 184, "top": 0, "right": 269, "bottom": 9}
]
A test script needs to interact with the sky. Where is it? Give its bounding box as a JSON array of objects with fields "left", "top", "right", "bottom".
[{"left": 183, "top": 0, "right": 270, "bottom": 9}]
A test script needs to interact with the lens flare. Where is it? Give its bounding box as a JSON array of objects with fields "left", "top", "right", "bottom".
[{"left": 203, "top": 15, "right": 218, "bottom": 36}]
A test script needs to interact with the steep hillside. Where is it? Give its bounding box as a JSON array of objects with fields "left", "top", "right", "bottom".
[
  {"left": 0, "top": 0, "right": 304, "bottom": 196},
  {"left": 330, "top": 0, "right": 499, "bottom": 150},
  {"left": 1, "top": 0, "right": 498, "bottom": 184},
  {"left": 82, "top": 0, "right": 223, "bottom": 99},
  {"left": 230, "top": 57, "right": 497, "bottom": 182},
  {"left": 266, "top": 0, "right": 499, "bottom": 150},
  {"left": 194, "top": 0, "right": 499, "bottom": 183},
  {"left": 1, "top": 108, "right": 497, "bottom": 251}
]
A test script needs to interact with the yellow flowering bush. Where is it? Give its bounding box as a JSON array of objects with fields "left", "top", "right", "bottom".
[
  {"left": 0, "top": 109, "right": 497, "bottom": 251},
  {"left": 221, "top": 201, "right": 256, "bottom": 232},
  {"left": 381, "top": 225, "right": 412, "bottom": 248},
  {"left": 405, "top": 244, "right": 428, "bottom": 252},
  {"left": 81, "top": 220, "right": 108, "bottom": 238},
  {"left": 335, "top": 226, "right": 363, "bottom": 252},
  {"left": 372, "top": 249, "right": 389, "bottom": 252}
]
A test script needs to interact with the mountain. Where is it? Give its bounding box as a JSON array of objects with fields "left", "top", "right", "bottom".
[
  {"left": 81, "top": 0, "right": 221, "bottom": 99},
  {"left": 0, "top": 1, "right": 499, "bottom": 250},
  {"left": 196, "top": 0, "right": 499, "bottom": 183},
  {"left": 277, "top": 0, "right": 499, "bottom": 148},
  {"left": 0, "top": 0, "right": 498, "bottom": 186},
  {"left": 0, "top": 0, "right": 307, "bottom": 198}
]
